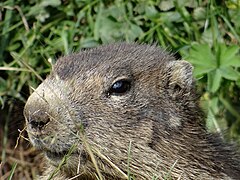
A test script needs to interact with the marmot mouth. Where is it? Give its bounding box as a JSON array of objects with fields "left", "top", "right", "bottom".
[{"left": 45, "top": 150, "right": 74, "bottom": 161}]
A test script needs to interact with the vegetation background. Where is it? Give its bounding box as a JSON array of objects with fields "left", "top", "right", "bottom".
[{"left": 0, "top": 0, "right": 240, "bottom": 179}]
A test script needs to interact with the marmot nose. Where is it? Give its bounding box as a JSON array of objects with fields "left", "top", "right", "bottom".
[{"left": 25, "top": 109, "right": 50, "bottom": 131}]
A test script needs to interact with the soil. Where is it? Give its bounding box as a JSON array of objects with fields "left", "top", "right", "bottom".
[{"left": 0, "top": 99, "right": 43, "bottom": 180}]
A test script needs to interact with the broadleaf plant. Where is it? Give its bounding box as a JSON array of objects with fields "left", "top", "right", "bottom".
[
  {"left": 185, "top": 43, "right": 240, "bottom": 140},
  {"left": 187, "top": 43, "right": 240, "bottom": 93}
]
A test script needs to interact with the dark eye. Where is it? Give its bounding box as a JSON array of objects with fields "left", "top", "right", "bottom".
[{"left": 108, "top": 79, "right": 131, "bottom": 96}]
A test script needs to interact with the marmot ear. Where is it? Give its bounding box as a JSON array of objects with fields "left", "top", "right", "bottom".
[{"left": 167, "top": 60, "right": 194, "bottom": 90}]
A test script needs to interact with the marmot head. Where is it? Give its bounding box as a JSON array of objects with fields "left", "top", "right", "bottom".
[{"left": 24, "top": 43, "right": 199, "bottom": 178}]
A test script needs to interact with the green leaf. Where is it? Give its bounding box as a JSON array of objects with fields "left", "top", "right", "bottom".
[
  {"left": 177, "top": 0, "right": 198, "bottom": 8},
  {"left": 206, "top": 108, "right": 217, "bottom": 132},
  {"left": 41, "top": 0, "right": 61, "bottom": 7},
  {"left": 97, "top": 7, "right": 143, "bottom": 43},
  {"left": 160, "top": 11, "right": 183, "bottom": 22},
  {"left": 227, "top": 57, "right": 240, "bottom": 67},
  {"left": 193, "top": 64, "right": 216, "bottom": 77},
  {"left": 236, "top": 79, "right": 240, "bottom": 88},
  {"left": 187, "top": 44, "right": 217, "bottom": 76},
  {"left": 103, "top": 4, "right": 126, "bottom": 21},
  {"left": 208, "top": 69, "right": 222, "bottom": 93},
  {"left": 80, "top": 38, "right": 99, "bottom": 48},
  {"left": 209, "top": 96, "right": 219, "bottom": 114},
  {"left": 98, "top": 17, "right": 123, "bottom": 43},
  {"left": 193, "top": 7, "right": 206, "bottom": 20},
  {"left": 144, "top": 6, "right": 159, "bottom": 18},
  {"left": 219, "top": 44, "right": 240, "bottom": 67},
  {"left": 188, "top": 44, "right": 216, "bottom": 67},
  {"left": 125, "top": 23, "right": 143, "bottom": 42},
  {"left": 220, "top": 67, "right": 240, "bottom": 81},
  {"left": 94, "top": 3, "right": 103, "bottom": 41},
  {"left": 159, "top": 0, "right": 174, "bottom": 11},
  {"left": 96, "top": 4, "right": 143, "bottom": 43}
]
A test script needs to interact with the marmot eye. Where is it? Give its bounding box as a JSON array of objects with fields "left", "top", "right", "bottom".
[{"left": 108, "top": 79, "right": 131, "bottom": 95}]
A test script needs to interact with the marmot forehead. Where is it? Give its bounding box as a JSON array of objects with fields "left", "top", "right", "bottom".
[{"left": 52, "top": 43, "right": 176, "bottom": 80}]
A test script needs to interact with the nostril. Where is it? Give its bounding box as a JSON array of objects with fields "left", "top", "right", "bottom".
[
  {"left": 24, "top": 100, "right": 52, "bottom": 131},
  {"left": 30, "top": 118, "right": 50, "bottom": 130},
  {"left": 26, "top": 109, "right": 51, "bottom": 130}
]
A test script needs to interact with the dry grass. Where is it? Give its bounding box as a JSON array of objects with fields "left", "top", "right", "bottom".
[
  {"left": 0, "top": 136, "right": 43, "bottom": 180},
  {"left": 0, "top": 102, "right": 43, "bottom": 180}
]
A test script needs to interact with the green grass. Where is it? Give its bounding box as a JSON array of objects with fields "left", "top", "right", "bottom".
[
  {"left": 7, "top": 163, "right": 17, "bottom": 180},
  {"left": 0, "top": 0, "right": 240, "bottom": 179}
]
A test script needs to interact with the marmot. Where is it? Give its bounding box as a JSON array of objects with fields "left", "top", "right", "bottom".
[{"left": 24, "top": 43, "right": 240, "bottom": 179}]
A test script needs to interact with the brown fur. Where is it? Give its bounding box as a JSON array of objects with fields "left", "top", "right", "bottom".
[{"left": 24, "top": 43, "right": 240, "bottom": 179}]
